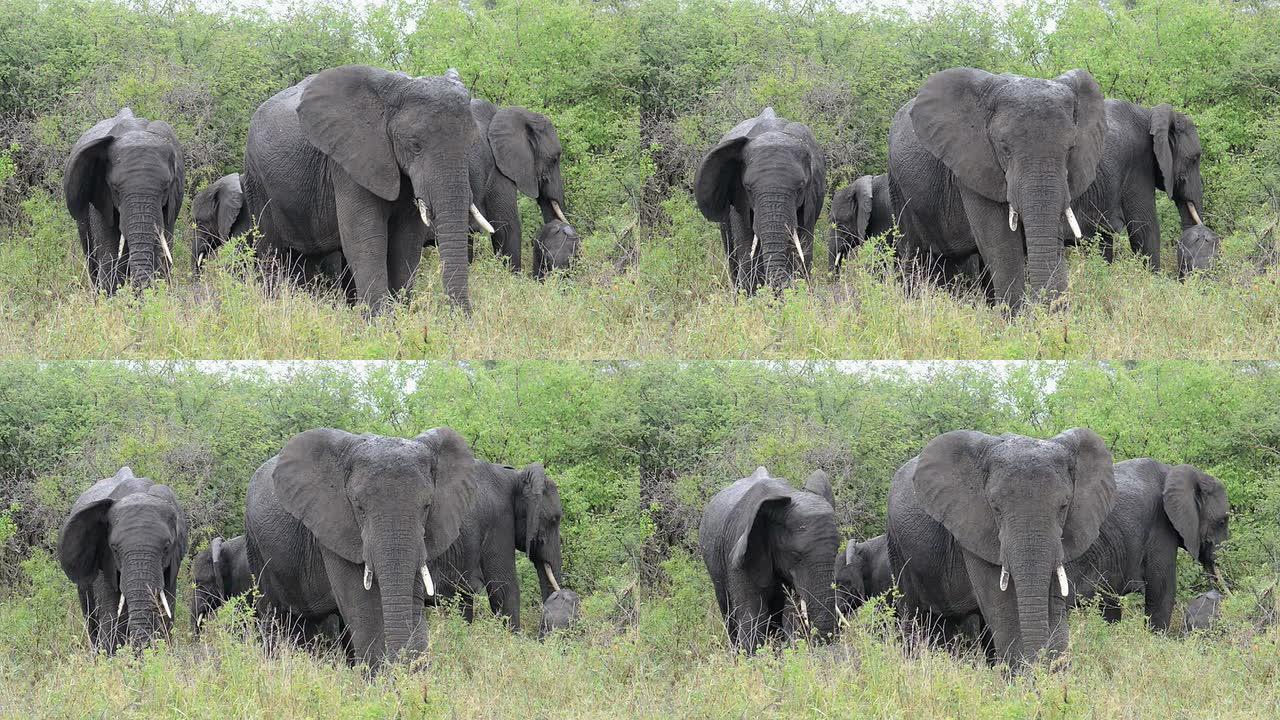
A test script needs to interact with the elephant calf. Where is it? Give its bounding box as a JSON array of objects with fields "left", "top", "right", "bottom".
[
  {"left": 1183, "top": 590, "right": 1224, "bottom": 633},
  {"left": 540, "top": 589, "right": 581, "bottom": 638},
  {"left": 532, "top": 221, "right": 581, "bottom": 279},
  {"left": 829, "top": 174, "right": 893, "bottom": 274},
  {"left": 834, "top": 534, "right": 893, "bottom": 616},
  {"left": 1177, "top": 225, "right": 1219, "bottom": 278},
  {"left": 190, "top": 535, "right": 254, "bottom": 633},
  {"left": 190, "top": 173, "right": 249, "bottom": 275}
]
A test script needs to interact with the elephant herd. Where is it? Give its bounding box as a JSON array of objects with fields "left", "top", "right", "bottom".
[
  {"left": 58, "top": 428, "right": 575, "bottom": 669},
  {"left": 700, "top": 428, "right": 1231, "bottom": 669}
]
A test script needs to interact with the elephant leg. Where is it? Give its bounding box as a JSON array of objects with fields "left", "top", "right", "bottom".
[
  {"left": 728, "top": 591, "right": 769, "bottom": 653},
  {"left": 1143, "top": 557, "right": 1177, "bottom": 632},
  {"left": 480, "top": 546, "right": 521, "bottom": 631},
  {"left": 962, "top": 192, "right": 1026, "bottom": 310},
  {"left": 1100, "top": 593, "right": 1123, "bottom": 623},
  {"left": 1122, "top": 188, "right": 1161, "bottom": 272},
  {"left": 1098, "top": 227, "right": 1117, "bottom": 264},
  {"left": 386, "top": 208, "right": 425, "bottom": 298},
  {"left": 321, "top": 551, "right": 390, "bottom": 666},
  {"left": 333, "top": 172, "right": 393, "bottom": 312},
  {"left": 459, "top": 590, "right": 476, "bottom": 623},
  {"left": 729, "top": 204, "right": 756, "bottom": 290},
  {"left": 485, "top": 176, "right": 521, "bottom": 271},
  {"left": 965, "top": 555, "right": 1024, "bottom": 666}
]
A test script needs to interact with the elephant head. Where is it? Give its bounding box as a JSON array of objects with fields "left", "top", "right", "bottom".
[
  {"left": 695, "top": 108, "right": 826, "bottom": 290},
  {"left": 1161, "top": 464, "right": 1230, "bottom": 586},
  {"left": 487, "top": 106, "right": 568, "bottom": 224},
  {"left": 190, "top": 173, "right": 245, "bottom": 275},
  {"left": 539, "top": 588, "right": 580, "bottom": 638},
  {"left": 828, "top": 175, "right": 885, "bottom": 272},
  {"left": 1151, "top": 105, "right": 1206, "bottom": 230},
  {"left": 272, "top": 427, "right": 476, "bottom": 661},
  {"left": 514, "top": 463, "right": 564, "bottom": 602},
  {"left": 63, "top": 108, "right": 184, "bottom": 286},
  {"left": 911, "top": 69, "right": 1105, "bottom": 303},
  {"left": 57, "top": 467, "right": 188, "bottom": 648},
  {"left": 190, "top": 536, "right": 232, "bottom": 632},
  {"left": 297, "top": 66, "right": 481, "bottom": 308},
  {"left": 1177, "top": 225, "right": 1219, "bottom": 278},
  {"left": 532, "top": 220, "right": 580, "bottom": 279},
  {"left": 913, "top": 429, "right": 1115, "bottom": 663},
  {"left": 834, "top": 539, "right": 867, "bottom": 616}
]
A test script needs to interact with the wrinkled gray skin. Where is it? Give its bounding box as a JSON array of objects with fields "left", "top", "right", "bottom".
[
  {"left": 829, "top": 174, "right": 893, "bottom": 274},
  {"left": 1177, "top": 225, "right": 1220, "bottom": 278},
  {"left": 888, "top": 68, "right": 1106, "bottom": 309},
  {"left": 699, "top": 468, "right": 840, "bottom": 653},
  {"left": 425, "top": 461, "right": 564, "bottom": 632},
  {"left": 1183, "top": 590, "right": 1224, "bottom": 633},
  {"left": 190, "top": 535, "right": 253, "bottom": 633},
  {"left": 887, "top": 429, "right": 1116, "bottom": 668},
  {"left": 539, "top": 589, "right": 580, "bottom": 638},
  {"left": 245, "top": 428, "right": 476, "bottom": 668},
  {"left": 190, "top": 173, "right": 250, "bottom": 276},
  {"left": 64, "top": 108, "right": 185, "bottom": 291},
  {"left": 243, "top": 66, "right": 478, "bottom": 313},
  {"left": 1067, "top": 459, "right": 1230, "bottom": 631},
  {"left": 695, "top": 107, "right": 827, "bottom": 292},
  {"left": 531, "top": 221, "right": 581, "bottom": 279},
  {"left": 834, "top": 534, "right": 892, "bottom": 616},
  {"left": 1066, "top": 101, "right": 1209, "bottom": 274},
  {"left": 57, "top": 467, "right": 188, "bottom": 652}
]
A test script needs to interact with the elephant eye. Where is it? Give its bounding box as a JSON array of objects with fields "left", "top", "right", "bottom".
[{"left": 408, "top": 138, "right": 423, "bottom": 154}]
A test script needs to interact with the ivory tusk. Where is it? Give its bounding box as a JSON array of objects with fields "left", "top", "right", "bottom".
[
  {"left": 197, "top": 252, "right": 205, "bottom": 268},
  {"left": 416, "top": 198, "right": 431, "bottom": 228},
  {"left": 118, "top": 234, "right": 126, "bottom": 259},
  {"left": 798, "top": 596, "right": 810, "bottom": 626},
  {"left": 420, "top": 564, "right": 434, "bottom": 597},
  {"left": 470, "top": 204, "right": 496, "bottom": 234},
  {"left": 1008, "top": 207, "right": 1019, "bottom": 232},
  {"left": 118, "top": 594, "right": 126, "bottom": 616},
  {"left": 158, "top": 590, "right": 172, "bottom": 619},
  {"left": 196, "top": 613, "right": 204, "bottom": 628},
  {"left": 363, "top": 565, "right": 373, "bottom": 591},
  {"left": 1057, "top": 565, "right": 1070, "bottom": 597},
  {"left": 834, "top": 251, "right": 843, "bottom": 269},
  {"left": 544, "top": 563, "right": 561, "bottom": 593},
  {"left": 1188, "top": 202, "right": 1203, "bottom": 226},
  {"left": 792, "top": 227, "right": 805, "bottom": 266},
  {"left": 551, "top": 200, "right": 568, "bottom": 224},
  {"left": 1064, "top": 206, "right": 1082, "bottom": 240},
  {"left": 157, "top": 230, "right": 173, "bottom": 266},
  {"left": 749, "top": 235, "right": 758, "bottom": 260},
  {"left": 999, "top": 566, "right": 1009, "bottom": 592}
]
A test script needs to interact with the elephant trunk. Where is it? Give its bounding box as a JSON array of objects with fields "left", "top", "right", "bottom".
[
  {"left": 1006, "top": 524, "right": 1054, "bottom": 665},
  {"left": 425, "top": 162, "right": 473, "bottom": 311},
  {"left": 372, "top": 526, "right": 426, "bottom": 664},
  {"left": 121, "top": 194, "right": 165, "bottom": 286},
  {"left": 532, "top": 532, "right": 564, "bottom": 603},
  {"left": 120, "top": 550, "right": 166, "bottom": 646},
  {"left": 753, "top": 192, "right": 800, "bottom": 291},
  {"left": 828, "top": 224, "right": 849, "bottom": 274},
  {"left": 1014, "top": 163, "right": 1071, "bottom": 305},
  {"left": 795, "top": 556, "right": 838, "bottom": 640}
]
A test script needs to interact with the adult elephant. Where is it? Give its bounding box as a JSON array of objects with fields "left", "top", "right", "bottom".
[
  {"left": 888, "top": 429, "right": 1115, "bottom": 668},
  {"left": 426, "top": 461, "right": 564, "bottom": 631},
  {"left": 1067, "top": 101, "right": 1208, "bottom": 273},
  {"left": 243, "top": 65, "right": 492, "bottom": 312},
  {"left": 1067, "top": 459, "right": 1229, "bottom": 631},
  {"left": 834, "top": 534, "right": 892, "bottom": 616},
  {"left": 57, "top": 467, "right": 189, "bottom": 651},
  {"left": 829, "top": 174, "right": 893, "bottom": 274},
  {"left": 190, "top": 535, "right": 253, "bottom": 632},
  {"left": 190, "top": 173, "right": 249, "bottom": 275},
  {"left": 245, "top": 428, "right": 476, "bottom": 668},
  {"left": 699, "top": 467, "right": 839, "bottom": 653},
  {"left": 63, "top": 108, "right": 184, "bottom": 291},
  {"left": 695, "top": 108, "right": 826, "bottom": 292},
  {"left": 888, "top": 68, "right": 1106, "bottom": 309}
]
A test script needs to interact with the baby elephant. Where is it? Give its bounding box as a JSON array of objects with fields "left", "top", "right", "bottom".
[
  {"left": 190, "top": 535, "right": 254, "bottom": 633},
  {"left": 1183, "top": 590, "right": 1224, "bottom": 633},
  {"left": 532, "top": 220, "right": 581, "bottom": 279},
  {"left": 1177, "top": 225, "right": 1219, "bottom": 278},
  {"left": 834, "top": 534, "right": 893, "bottom": 616},
  {"left": 540, "top": 589, "right": 581, "bottom": 638}
]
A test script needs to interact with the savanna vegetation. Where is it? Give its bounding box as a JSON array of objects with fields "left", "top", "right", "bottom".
[
  {"left": 2, "top": 0, "right": 1280, "bottom": 359},
  {"left": 0, "top": 360, "right": 1278, "bottom": 716}
]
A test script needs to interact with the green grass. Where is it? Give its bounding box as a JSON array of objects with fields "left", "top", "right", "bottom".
[{"left": 2, "top": 193, "right": 1278, "bottom": 360}]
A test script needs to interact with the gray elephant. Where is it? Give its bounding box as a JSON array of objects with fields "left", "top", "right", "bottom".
[
  {"left": 244, "top": 427, "right": 476, "bottom": 668},
  {"left": 1067, "top": 460, "right": 1229, "bottom": 631},
  {"left": 834, "top": 534, "right": 892, "bottom": 616},
  {"left": 57, "top": 467, "right": 189, "bottom": 652},
  {"left": 1177, "top": 225, "right": 1219, "bottom": 278},
  {"left": 243, "top": 66, "right": 492, "bottom": 312},
  {"left": 190, "top": 173, "right": 249, "bottom": 275},
  {"left": 888, "top": 68, "right": 1106, "bottom": 309},
  {"left": 1067, "top": 101, "right": 1209, "bottom": 273},
  {"left": 190, "top": 535, "right": 253, "bottom": 633},
  {"left": 829, "top": 174, "right": 893, "bottom": 274},
  {"left": 699, "top": 467, "right": 840, "bottom": 653},
  {"left": 532, "top": 221, "right": 581, "bottom": 279},
  {"left": 425, "top": 461, "right": 564, "bottom": 631},
  {"left": 1183, "top": 590, "right": 1224, "bottom": 633},
  {"left": 888, "top": 429, "right": 1115, "bottom": 668},
  {"left": 539, "top": 589, "right": 580, "bottom": 638},
  {"left": 694, "top": 107, "right": 826, "bottom": 292},
  {"left": 64, "top": 108, "right": 185, "bottom": 290}
]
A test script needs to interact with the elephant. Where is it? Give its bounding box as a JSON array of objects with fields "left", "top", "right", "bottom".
[
  {"left": 1066, "top": 101, "right": 1209, "bottom": 273},
  {"left": 425, "top": 461, "right": 564, "bottom": 632},
  {"left": 190, "top": 535, "right": 253, "bottom": 633},
  {"left": 57, "top": 467, "right": 189, "bottom": 652},
  {"left": 243, "top": 65, "right": 493, "bottom": 312},
  {"left": 190, "top": 173, "right": 249, "bottom": 275},
  {"left": 1066, "top": 459, "right": 1229, "bottom": 631},
  {"left": 887, "top": 68, "right": 1107, "bottom": 309},
  {"left": 63, "top": 108, "right": 185, "bottom": 290},
  {"left": 1177, "top": 225, "right": 1220, "bottom": 278},
  {"left": 539, "top": 589, "right": 580, "bottom": 638},
  {"left": 532, "top": 221, "right": 581, "bottom": 279},
  {"left": 829, "top": 174, "right": 893, "bottom": 274},
  {"left": 694, "top": 107, "right": 827, "bottom": 292},
  {"left": 1183, "top": 590, "right": 1224, "bottom": 633},
  {"left": 834, "top": 534, "right": 892, "bottom": 616},
  {"left": 699, "top": 467, "right": 840, "bottom": 653},
  {"left": 244, "top": 427, "right": 476, "bottom": 668},
  {"left": 887, "top": 429, "right": 1116, "bottom": 668}
]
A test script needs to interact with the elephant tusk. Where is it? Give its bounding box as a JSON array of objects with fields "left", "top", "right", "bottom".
[
  {"left": 1188, "top": 202, "right": 1203, "bottom": 226},
  {"left": 1064, "top": 207, "right": 1083, "bottom": 240},
  {"left": 749, "top": 234, "right": 758, "bottom": 260},
  {"left": 157, "top": 229, "right": 173, "bottom": 266},
  {"left": 544, "top": 563, "right": 561, "bottom": 593},
  {"left": 1213, "top": 565, "right": 1229, "bottom": 594},
  {"left": 158, "top": 590, "right": 172, "bottom": 619},
  {"left": 416, "top": 198, "right": 431, "bottom": 228},
  {"left": 197, "top": 252, "right": 205, "bottom": 268},
  {"left": 420, "top": 564, "right": 434, "bottom": 597},
  {"left": 999, "top": 566, "right": 1009, "bottom": 591},
  {"left": 363, "top": 565, "right": 373, "bottom": 591},
  {"left": 551, "top": 200, "right": 568, "bottom": 224},
  {"left": 792, "top": 227, "right": 805, "bottom": 267},
  {"left": 118, "top": 594, "right": 126, "bottom": 616},
  {"left": 1056, "top": 565, "right": 1070, "bottom": 597},
  {"left": 1008, "top": 207, "right": 1019, "bottom": 232},
  {"left": 470, "top": 204, "right": 496, "bottom": 234},
  {"left": 798, "top": 596, "right": 810, "bottom": 628},
  {"left": 118, "top": 233, "right": 126, "bottom": 259},
  {"left": 834, "top": 251, "right": 843, "bottom": 269},
  {"left": 196, "top": 613, "right": 204, "bottom": 628}
]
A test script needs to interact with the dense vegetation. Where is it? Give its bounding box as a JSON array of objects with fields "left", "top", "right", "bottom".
[
  {"left": 1, "top": 361, "right": 1278, "bottom": 715},
  {"left": 2, "top": 0, "right": 1280, "bottom": 358}
]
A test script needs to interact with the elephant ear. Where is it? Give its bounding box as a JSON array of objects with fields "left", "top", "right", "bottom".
[
  {"left": 490, "top": 108, "right": 558, "bottom": 198},
  {"left": 518, "top": 462, "right": 549, "bottom": 550},
  {"left": 852, "top": 176, "right": 875, "bottom": 239},
  {"left": 56, "top": 467, "right": 141, "bottom": 583},
  {"left": 216, "top": 176, "right": 244, "bottom": 239},
  {"left": 910, "top": 68, "right": 1008, "bottom": 201},
  {"left": 1162, "top": 464, "right": 1218, "bottom": 553},
  {"left": 803, "top": 470, "right": 835, "bottom": 509},
  {"left": 63, "top": 109, "right": 131, "bottom": 219},
  {"left": 1050, "top": 428, "right": 1116, "bottom": 561},
  {"left": 694, "top": 112, "right": 768, "bottom": 222},
  {"left": 1149, "top": 104, "right": 1192, "bottom": 201},
  {"left": 413, "top": 428, "right": 477, "bottom": 559},
  {"left": 273, "top": 428, "right": 366, "bottom": 563},
  {"left": 912, "top": 430, "right": 1003, "bottom": 565},
  {"left": 1055, "top": 69, "right": 1106, "bottom": 198},
  {"left": 844, "top": 539, "right": 858, "bottom": 568},
  {"left": 298, "top": 65, "right": 402, "bottom": 202},
  {"left": 728, "top": 481, "right": 793, "bottom": 571},
  {"left": 209, "top": 536, "right": 226, "bottom": 588}
]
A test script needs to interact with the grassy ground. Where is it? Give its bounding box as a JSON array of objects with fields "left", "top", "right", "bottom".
[{"left": 2, "top": 194, "right": 1278, "bottom": 360}]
